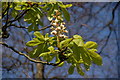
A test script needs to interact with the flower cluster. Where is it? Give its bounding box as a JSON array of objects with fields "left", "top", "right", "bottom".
[{"left": 50, "top": 10, "right": 68, "bottom": 38}]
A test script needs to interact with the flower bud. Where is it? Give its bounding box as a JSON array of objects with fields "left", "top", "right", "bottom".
[
  {"left": 50, "top": 26, "right": 54, "bottom": 30},
  {"left": 52, "top": 22, "right": 57, "bottom": 26},
  {"left": 59, "top": 34, "right": 65, "bottom": 38},
  {"left": 54, "top": 10, "right": 59, "bottom": 13},
  {"left": 64, "top": 30, "right": 68, "bottom": 33},
  {"left": 51, "top": 30, "right": 57, "bottom": 35},
  {"left": 55, "top": 27, "right": 61, "bottom": 31},
  {"left": 55, "top": 19, "right": 59, "bottom": 22},
  {"left": 60, "top": 24, "right": 64, "bottom": 27}
]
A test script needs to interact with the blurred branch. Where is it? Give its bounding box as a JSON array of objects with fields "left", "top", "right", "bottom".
[
  {"left": 10, "top": 24, "right": 28, "bottom": 29},
  {"left": 99, "top": 29, "right": 112, "bottom": 54},
  {"left": 10, "top": 24, "right": 52, "bottom": 31},
  {"left": 0, "top": 42, "right": 62, "bottom": 66},
  {"left": 98, "top": 2, "right": 119, "bottom": 54}
]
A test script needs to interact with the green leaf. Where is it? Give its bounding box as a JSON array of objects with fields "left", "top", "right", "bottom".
[
  {"left": 38, "top": 20, "right": 44, "bottom": 26},
  {"left": 73, "top": 35, "right": 83, "bottom": 39},
  {"left": 60, "top": 38, "right": 73, "bottom": 48},
  {"left": 58, "top": 3, "right": 72, "bottom": 8},
  {"left": 76, "top": 64, "right": 84, "bottom": 76},
  {"left": 33, "top": 7, "right": 43, "bottom": 17},
  {"left": 72, "top": 43, "right": 81, "bottom": 61},
  {"left": 84, "top": 64, "right": 90, "bottom": 71},
  {"left": 48, "top": 46, "right": 55, "bottom": 53},
  {"left": 73, "top": 39, "right": 84, "bottom": 47},
  {"left": 61, "top": 8, "right": 70, "bottom": 21},
  {"left": 80, "top": 47, "right": 91, "bottom": 65},
  {"left": 28, "top": 44, "right": 46, "bottom": 58},
  {"left": 28, "top": 24, "right": 34, "bottom": 32},
  {"left": 56, "top": 54, "right": 60, "bottom": 63},
  {"left": 39, "top": 52, "right": 50, "bottom": 57},
  {"left": 34, "top": 31, "right": 44, "bottom": 41},
  {"left": 58, "top": 62, "right": 64, "bottom": 67},
  {"left": 68, "top": 65, "right": 75, "bottom": 74},
  {"left": 14, "top": 6, "right": 21, "bottom": 10},
  {"left": 88, "top": 49, "right": 102, "bottom": 65},
  {"left": 26, "top": 38, "right": 43, "bottom": 46},
  {"left": 84, "top": 41, "right": 98, "bottom": 49},
  {"left": 73, "top": 35, "right": 84, "bottom": 47}
]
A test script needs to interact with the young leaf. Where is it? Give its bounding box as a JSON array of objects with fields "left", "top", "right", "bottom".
[
  {"left": 68, "top": 65, "right": 75, "bottom": 74},
  {"left": 73, "top": 39, "right": 84, "bottom": 47},
  {"left": 60, "top": 38, "right": 73, "bottom": 48},
  {"left": 84, "top": 64, "right": 90, "bottom": 71},
  {"left": 34, "top": 31, "right": 44, "bottom": 41},
  {"left": 48, "top": 46, "right": 55, "bottom": 53},
  {"left": 72, "top": 44, "right": 81, "bottom": 61},
  {"left": 76, "top": 65, "right": 84, "bottom": 76},
  {"left": 58, "top": 3, "right": 72, "bottom": 8},
  {"left": 88, "top": 49, "right": 102, "bottom": 65},
  {"left": 26, "top": 38, "right": 43, "bottom": 46},
  {"left": 58, "top": 62, "right": 64, "bottom": 67},
  {"left": 73, "top": 35, "right": 83, "bottom": 39},
  {"left": 39, "top": 52, "right": 50, "bottom": 57},
  {"left": 61, "top": 8, "right": 70, "bottom": 21},
  {"left": 84, "top": 41, "right": 98, "bottom": 49},
  {"left": 28, "top": 24, "right": 34, "bottom": 32},
  {"left": 80, "top": 47, "right": 91, "bottom": 65}
]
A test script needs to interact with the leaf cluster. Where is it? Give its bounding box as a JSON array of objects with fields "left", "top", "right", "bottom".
[{"left": 26, "top": 31, "right": 102, "bottom": 76}]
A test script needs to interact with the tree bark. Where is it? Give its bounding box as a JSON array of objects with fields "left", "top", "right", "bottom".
[{"left": 35, "top": 63, "right": 44, "bottom": 78}]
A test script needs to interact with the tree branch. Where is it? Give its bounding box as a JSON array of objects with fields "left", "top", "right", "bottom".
[
  {"left": 10, "top": 24, "right": 52, "bottom": 31},
  {"left": 0, "top": 42, "right": 62, "bottom": 66}
]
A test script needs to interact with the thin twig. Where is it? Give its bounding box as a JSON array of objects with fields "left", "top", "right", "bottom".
[{"left": 0, "top": 42, "right": 62, "bottom": 66}]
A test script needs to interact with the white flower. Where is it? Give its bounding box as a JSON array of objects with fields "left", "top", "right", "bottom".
[
  {"left": 59, "top": 34, "right": 68, "bottom": 38},
  {"left": 51, "top": 30, "right": 57, "bottom": 35},
  {"left": 54, "top": 10, "right": 58, "bottom": 13},
  {"left": 52, "top": 22, "right": 57, "bottom": 26},
  {"left": 62, "top": 22, "right": 65, "bottom": 25},
  {"left": 55, "top": 27, "right": 61, "bottom": 30},
  {"left": 62, "top": 26, "right": 66, "bottom": 30},
  {"left": 50, "top": 26, "right": 54, "bottom": 30},
  {"left": 55, "top": 19, "right": 59, "bottom": 22},
  {"left": 64, "top": 35, "right": 68, "bottom": 38},
  {"left": 60, "top": 24, "right": 64, "bottom": 27},
  {"left": 64, "top": 30, "right": 68, "bottom": 33}
]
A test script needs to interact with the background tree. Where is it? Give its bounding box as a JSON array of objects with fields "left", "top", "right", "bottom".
[{"left": 1, "top": 1, "right": 120, "bottom": 78}]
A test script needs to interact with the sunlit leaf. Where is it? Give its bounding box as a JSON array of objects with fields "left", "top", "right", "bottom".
[
  {"left": 88, "top": 49, "right": 102, "bottom": 65},
  {"left": 84, "top": 41, "right": 98, "bottom": 49},
  {"left": 26, "top": 38, "right": 43, "bottom": 46},
  {"left": 34, "top": 31, "right": 44, "bottom": 41}
]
